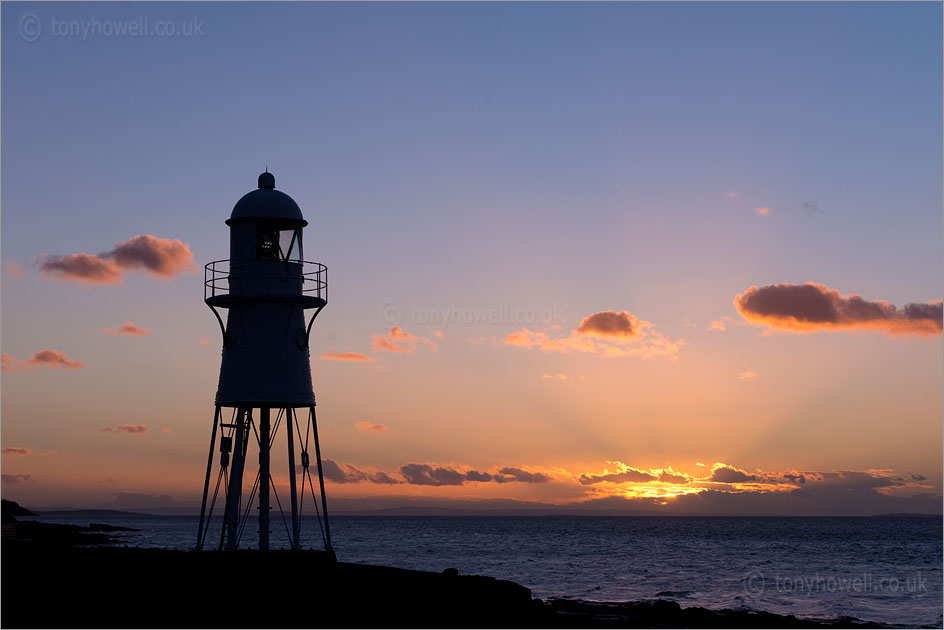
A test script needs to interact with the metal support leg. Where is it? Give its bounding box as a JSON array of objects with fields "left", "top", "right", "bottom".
[
  {"left": 196, "top": 405, "right": 220, "bottom": 550},
  {"left": 286, "top": 407, "right": 300, "bottom": 550},
  {"left": 225, "top": 406, "right": 248, "bottom": 551},
  {"left": 258, "top": 407, "right": 270, "bottom": 551},
  {"left": 311, "top": 405, "right": 333, "bottom": 552}
]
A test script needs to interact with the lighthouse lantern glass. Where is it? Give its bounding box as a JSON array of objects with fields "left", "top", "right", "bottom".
[
  {"left": 280, "top": 228, "right": 303, "bottom": 262},
  {"left": 254, "top": 222, "right": 303, "bottom": 262}
]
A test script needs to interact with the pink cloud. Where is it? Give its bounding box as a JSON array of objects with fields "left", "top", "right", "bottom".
[
  {"left": 321, "top": 352, "right": 374, "bottom": 362},
  {"left": 101, "top": 424, "right": 147, "bottom": 434},
  {"left": 738, "top": 370, "right": 758, "bottom": 380},
  {"left": 755, "top": 207, "right": 772, "bottom": 216},
  {"left": 1, "top": 473, "right": 34, "bottom": 484},
  {"left": 708, "top": 320, "right": 726, "bottom": 332},
  {"left": 198, "top": 338, "right": 213, "bottom": 347},
  {"left": 38, "top": 234, "right": 197, "bottom": 285},
  {"left": 102, "top": 321, "right": 153, "bottom": 336},
  {"left": 355, "top": 422, "right": 387, "bottom": 432},
  {"left": 2, "top": 261, "right": 24, "bottom": 285},
  {"left": 2, "top": 349, "right": 85, "bottom": 372}
]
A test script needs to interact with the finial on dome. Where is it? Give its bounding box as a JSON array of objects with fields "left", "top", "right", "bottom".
[{"left": 258, "top": 171, "right": 275, "bottom": 189}]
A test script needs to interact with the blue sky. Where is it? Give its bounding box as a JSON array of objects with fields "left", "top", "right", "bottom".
[{"left": 2, "top": 2, "right": 941, "bottom": 511}]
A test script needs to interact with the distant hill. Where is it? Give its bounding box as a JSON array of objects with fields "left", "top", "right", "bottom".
[
  {"left": 2, "top": 499, "right": 38, "bottom": 520},
  {"left": 34, "top": 509, "right": 154, "bottom": 518}
]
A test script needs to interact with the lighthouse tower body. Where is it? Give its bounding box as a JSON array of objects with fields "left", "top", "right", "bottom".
[
  {"left": 197, "top": 172, "right": 332, "bottom": 554},
  {"left": 212, "top": 172, "right": 321, "bottom": 406}
]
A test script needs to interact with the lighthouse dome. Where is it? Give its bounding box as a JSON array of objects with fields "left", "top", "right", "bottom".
[{"left": 226, "top": 172, "right": 307, "bottom": 226}]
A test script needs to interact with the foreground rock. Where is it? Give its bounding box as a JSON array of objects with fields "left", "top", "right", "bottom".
[{"left": 2, "top": 545, "right": 892, "bottom": 629}]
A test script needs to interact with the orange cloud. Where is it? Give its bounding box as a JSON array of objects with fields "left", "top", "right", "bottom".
[
  {"left": 371, "top": 326, "right": 437, "bottom": 354},
  {"left": 708, "top": 320, "right": 726, "bottom": 332},
  {"left": 102, "top": 322, "right": 153, "bottom": 336},
  {"left": 578, "top": 462, "right": 693, "bottom": 487},
  {"left": 399, "top": 463, "right": 552, "bottom": 486},
  {"left": 577, "top": 310, "right": 639, "bottom": 338},
  {"left": 504, "top": 311, "right": 682, "bottom": 360},
  {"left": 738, "top": 370, "right": 758, "bottom": 380},
  {"left": 355, "top": 422, "right": 386, "bottom": 432},
  {"left": 321, "top": 352, "right": 374, "bottom": 362},
  {"left": 2, "top": 349, "right": 85, "bottom": 372},
  {"left": 101, "top": 424, "right": 147, "bottom": 434},
  {"left": 2, "top": 448, "right": 31, "bottom": 456},
  {"left": 38, "top": 234, "right": 197, "bottom": 285},
  {"left": 198, "top": 338, "right": 212, "bottom": 347},
  {"left": 735, "top": 282, "right": 943, "bottom": 336},
  {"left": 755, "top": 207, "right": 772, "bottom": 216},
  {"left": 2, "top": 261, "right": 24, "bottom": 285},
  {"left": 708, "top": 463, "right": 756, "bottom": 483}
]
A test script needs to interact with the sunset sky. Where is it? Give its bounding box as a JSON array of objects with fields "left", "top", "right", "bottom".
[{"left": 2, "top": 2, "right": 941, "bottom": 515}]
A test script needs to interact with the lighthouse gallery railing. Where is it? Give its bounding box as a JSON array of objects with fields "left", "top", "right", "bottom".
[{"left": 204, "top": 259, "right": 327, "bottom": 305}]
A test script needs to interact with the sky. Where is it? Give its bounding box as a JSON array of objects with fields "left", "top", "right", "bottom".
[{"left": 1, "top": 2, "right": 941, "bottom": 515}]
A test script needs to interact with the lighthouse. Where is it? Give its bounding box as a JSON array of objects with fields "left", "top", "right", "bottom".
[{"left": 196, "top": 171, "right": 332, "bottom": 553}]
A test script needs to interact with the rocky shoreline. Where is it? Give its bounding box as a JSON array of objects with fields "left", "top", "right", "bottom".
[{"left": 0, "top": 507, "right": 893, "bottom": 629}]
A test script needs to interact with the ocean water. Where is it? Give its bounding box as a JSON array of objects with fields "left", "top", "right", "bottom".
[{"left": 30, "top": 514, "right": 942, "bottom": 627}]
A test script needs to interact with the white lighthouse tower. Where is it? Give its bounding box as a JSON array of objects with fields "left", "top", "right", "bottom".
[{"left": 196, "top": 171, "right": 332, "bottom": 553}]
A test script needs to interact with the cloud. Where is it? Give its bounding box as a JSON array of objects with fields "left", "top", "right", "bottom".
[
  {"left": 38, "top": 234, "right": 197, "bottom": 285},
  {"left": 504, "top": 311, "right": 682, "bottom": 360},
  {"left": 371, "top": 326, "right": 437, "bottom": 354},
  {"left": 755, "top": 207, "right": 772, "bottom": 216},
  {"left": 735, "top": 282, "right": 943, "bottom": 336},
  {"left": 541, "top": 373, "right": 568, "bottom": 380},
  {"left": 2, "top": 349, "right": 85, "bottom": 372},
  {"left": 708, "top": 320, "right": 726, "bottom": 332},
  {"left": 579, "top": 468, "right": 658, "bottom": 485},
  {"left": 578, "top": 462, "right": 693, "bottom": 487},
  {"left": 577, "top": 311, "right": 639, "bottom": 339},
  {"left": 708, "top": 464, "right": 756, "bottom": 483},
  {"left": 397, "top": 463, "right": 553, "bottom": 486},
  {"left": 321, "top": 459, "right": 401, "bottom": 485},
  {"left": 355, "top": 422, "right": 386, "bottom": 432},
  {"left": 801, "top": 201, "right": 823, "bottom": 214},
  {"left": 658, "top": 470, "right": 690, "bottom": 484},
  {"left": 198, "top": 338, "right": 213, "bottom": 347},
  {"left": 400, "top": 463, "right": 467, "bottom": 486},
  {"left": 102, "top": 321, "right": 153, "bottom": 336},
  {"left": 496, "top": 467, "right": 551, "bottom": 484},
  {"left": 101, "top": 424, "right": 147, "bottom": 434},
  {"left": 2, "top": 473, "right": 34, "bottom": 484},
  {"left": 1, "top": 447, "right": 31, "bottom": 456},
  {"left": 2, "top": 261, "right": 24, "bottom": 285},
  {"left": 737, "top": 370, "right": 758, "bottom": 380},
  {"left": 321, "top": 352, "right": 374, "bottom": 362},
  {"left": 726, "top": 191, "right": 740, "bottom": 198}
]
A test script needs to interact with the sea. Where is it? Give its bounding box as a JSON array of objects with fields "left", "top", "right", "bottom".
[{"left": 29, "top": 514, "right": 943, "bottom": 628}]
